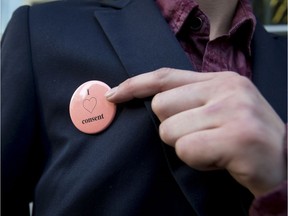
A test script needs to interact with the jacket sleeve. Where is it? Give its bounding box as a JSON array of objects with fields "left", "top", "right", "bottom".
[{"left": 1, "top": 6, "right": 44, "bottom": 216}]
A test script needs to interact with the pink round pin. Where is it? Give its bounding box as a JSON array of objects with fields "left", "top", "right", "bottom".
[{"left": 69, "top": 81, "right": 116, "bottom": 134}]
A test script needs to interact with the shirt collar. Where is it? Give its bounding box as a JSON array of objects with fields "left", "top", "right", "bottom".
[
  {"left": 156, "top": 0, "right": 198, "bottom": 33},
  {"left": 230, "top": 0, "right": 256, "bottom": 55},
  {"left": 156, "top": 0, "right": 256, "bottom": 55}
]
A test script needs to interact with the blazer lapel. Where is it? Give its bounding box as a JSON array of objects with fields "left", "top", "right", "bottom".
[
  {"left": 251, "top": 24, "right": 287, "bottom": 122},
  {"left": 93, "top": 0, "right": 193, "bottom": 77}
]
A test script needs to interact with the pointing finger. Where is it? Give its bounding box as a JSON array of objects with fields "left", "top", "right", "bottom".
[{"left": 105, "top": 68, "right": 222, "bottom": 103}]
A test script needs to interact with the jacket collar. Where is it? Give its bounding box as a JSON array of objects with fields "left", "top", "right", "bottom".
[{"left": 94, "top": 0, "right": 193, "bottom": 78}]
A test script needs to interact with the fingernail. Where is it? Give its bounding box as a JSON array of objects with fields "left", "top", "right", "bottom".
[{"left": 105, "top": 86, "right": 118, "bottom": 98}]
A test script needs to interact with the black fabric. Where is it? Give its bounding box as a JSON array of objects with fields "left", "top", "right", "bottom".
[{"left": 1, "top": 0, "right": 287, "bottom": 215}]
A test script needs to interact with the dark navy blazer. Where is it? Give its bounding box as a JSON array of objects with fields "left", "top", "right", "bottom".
[{"left": 2, "top": 0, "right": 287, "bottom": 215}]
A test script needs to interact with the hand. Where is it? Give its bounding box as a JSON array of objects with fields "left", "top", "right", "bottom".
[{"left": 106, "top": 68, "right": 286, "bottom": 197}]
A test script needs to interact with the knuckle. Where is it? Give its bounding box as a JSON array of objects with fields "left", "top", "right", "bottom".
[
  {"left": 234, "top": 118, "right": 265, "bottom": 144},
  {"left": 121, "top": 77, "right": 134, "bottom": 92},
  {"left": 203, "top": 102, "right": 223, "bottom": 115},
  {"left": 175, "top": 136, "right": 193, "bottom": 161},
  {"left": 175, "top": 141, "right": 188, "bottom": 161},
  {"left": 221, "top": 71, "right": 240, "bottom": 78},
  {"left": 159, "top": 122, "right": 174, "bottom": 145},
  {"left": 245, "top": 122, "right": 265, "bottom": 141},
  {"left": 235, "top": 75, "right": 250, "bottom": 86},
  {"left": 151, "top": 93, "right": 163, "bottom": 115},
  {"left": 231, "top": 75, "right": 253, "bottom": 90},
  {"left": 219, "top": 74, "right": 254, "bottom": 96},
  {"left": 152, "top": 68, "right": 172, "bottom": 90},
  {"left": 155, "top": 67, "right": 173, "bottom": 75},
  {"left": 235, "top": 97, "right": 259, "bottom": 121}
]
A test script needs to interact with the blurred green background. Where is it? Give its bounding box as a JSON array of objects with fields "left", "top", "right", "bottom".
[{"left": 253, "top": 0, "right": 287, "bottom": 24}]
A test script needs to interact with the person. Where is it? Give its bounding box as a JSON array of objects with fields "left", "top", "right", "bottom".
[{"left": 1, "top": 0, "right": 287, "bottom": 215}]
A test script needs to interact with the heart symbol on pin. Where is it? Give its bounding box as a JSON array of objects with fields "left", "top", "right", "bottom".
[{"left": 83, "top": 97, "right": 97, "bottom": 113}]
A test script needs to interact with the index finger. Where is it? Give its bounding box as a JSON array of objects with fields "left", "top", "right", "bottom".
[{"left": 105, "top": 67, "right": 218, "bottom": 103}]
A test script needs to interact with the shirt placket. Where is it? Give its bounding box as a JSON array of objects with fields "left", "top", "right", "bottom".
[{"left": 202, "top": 37, "right": 231, "bottom": 72}]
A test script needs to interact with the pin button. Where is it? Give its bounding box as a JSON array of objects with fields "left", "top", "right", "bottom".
[{"left": 69, "top": 81, "right": 116, "bottom": 134}]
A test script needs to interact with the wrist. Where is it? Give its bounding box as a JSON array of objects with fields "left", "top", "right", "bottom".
[{"left": 252, "top": 126, "right": 287, "bottom": 197}]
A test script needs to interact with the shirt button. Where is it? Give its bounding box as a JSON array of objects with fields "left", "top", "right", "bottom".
[{"left": 189, "top": 17, "right": 203, "bottom": 31}]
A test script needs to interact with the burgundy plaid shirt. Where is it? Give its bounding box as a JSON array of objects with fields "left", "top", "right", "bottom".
[{"left": 156, "top": 0, "right": 256, "bottom": 78}]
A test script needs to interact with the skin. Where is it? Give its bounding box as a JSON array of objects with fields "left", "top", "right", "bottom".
[
  {"left": 194, "top": 0, "right": 239, "bottom": 39},
  {"left": 106, "top": 68, "right": 286, "bottom": 197}
]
